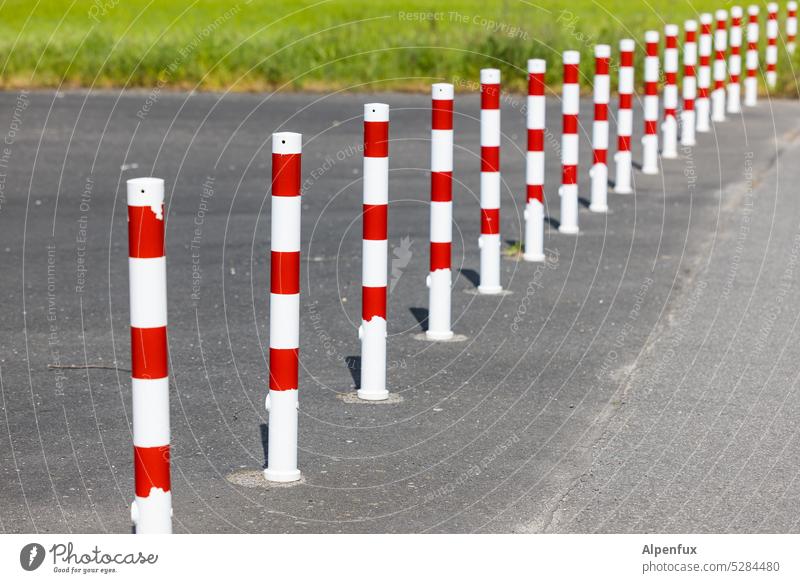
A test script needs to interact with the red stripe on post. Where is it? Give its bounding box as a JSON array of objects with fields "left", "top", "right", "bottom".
[
  {"left": 363, "top": 204, "right": 388, "bottom": 240},
  {"left": 644, "top": 120, "right": 658, "bottom": 134},
  {"left": 431, "top": 171, "right": 452, "bottom": 201},
  {"left": 481, "top": 83, "right": 500, "bottom": 109},
  {"left": 269, "top": 347, "right": 299, "bottom": 391},
  {"left": 528, "top": 129, "right": 544, "bottom": 150},
  {"left": 528, "top": 73, "right": 545, "bottom": 96},
  {"left": 564, "top": 63, "right": 580, "bottom": 84},
  {"left": 270, "top": 251, "right": 300, "bottom": 295},
  {"left": 362, "top": 286, "right": 387, "bottom": 321},
  {"left": 527, "top": 184, "right": 544, "bottom": 202},
  {"left": 596, "top": 57, "right": 610, "bottom": 74},
  {"left": 563, "top": 114, "right": 578, "bottom": 134},
  {"left": 620, "top": 94, "right": 632, "bottom": 109},
  {"left": 617, "top": 135, "right": 631, "bottom": 151},
  {"left": 128, "top": 205, "right": 165, "bottom": 259},
  {"left": 562, "top": 165, "right": 578, "bottom": 185},
  {"left": 430, "top": 242, "right": 451, "bottom": 271},
  {"left": 594, "top": 104, "right": 608, "bottom": 121},
  {"left": 481, "top": 208, "right": 500, "bottom": 234},
  {"left": 593, "top": 150, "right": 608, "bottom": 165},
  {"left": 621, "top": 52, "right": 634, "bottom": 67},
  {"left": 271, "top": 153, "right": 301, "bottom": 196},
  {"left": 432, "top": 100, "right": 453, "bottom": 130},
  {"left": 131, "top": 326, "right": 168, "bottom": 379},
  {"left": 364, "top": 121, "right": 389, "bottom": 157},
  {"left": 134, "top": 445, "right": 171, "bottom": 497},
  {"left": 481, "top": 146, "right": 500, "bottom": 172}
]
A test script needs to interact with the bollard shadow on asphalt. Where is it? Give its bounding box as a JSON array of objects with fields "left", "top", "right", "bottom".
[
  {"left": 458, "top": 268, "right": 480, "bottom": 289},
  {"left": 259, "top": 424, "right": 269, "bottom": 469},
  {"left": 345, "top": 355, "right": 361, "bottom": 389},
  {"left": 545, "top": 216, "right": 560, "bottom": 230},
  {"left": 409, "top": 307, "right": 429, "bottom": 333}
]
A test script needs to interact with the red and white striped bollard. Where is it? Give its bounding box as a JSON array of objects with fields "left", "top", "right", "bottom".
[
  {"left": 427, "top": 84, "right": 455, "bottom": 339},
  {"left": 524, "top": 58, "right": 546, "bottom": 261},
  {"left": 662, "top": 24, "right": 679, "bottom": 158},
  {"left": 479, "top": 68, "right": 502, "bottom": 293},
  {"left": 614, "top": 39, "right": 635, "bottom": 194},
  {"left": 788, "top": 1, "right": 797, "bottom": 54},
  {"left": 127, "top": 176, "right": 172, "bottom": 534},
  {"left": 696, "top": 13, "right": 713, "bottom": 132},
  {"left": 559, "top": 50, "right": 580, "bottom": 233},
  {"left": 745, "top": 5, "right": 760, "bottom": 107},
  {"left": 681, "top": 20, "right": 698, "bottom": 147},
  {"left": 359, "top": 103, "right": 389, "bottom": 400},
  {"left": 767, "top": 3, "right": 779, "bottom": 88},
  {"left": 265, "top": 132, "right": 303, "bottom": 481},
  {"left": 590, "top": 44, "right": 610, "bottom": 212},
  {"left": 642, "top": 31, "right": 660, "bottom": 175},
  {"left": 727, "top": 6, "right": 743, "bottom": 114},
  {"left": 711, "top": 9, "right": 728, "bottom": 123}
]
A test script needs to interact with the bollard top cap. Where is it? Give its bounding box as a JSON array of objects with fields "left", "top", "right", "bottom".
[
  {"left": 127, "top": 177, "right": 164, "bottom": 208},
  {"left": 731, "top": 6, "right": 743, "bottom": 17},
  {"left": 563, "top": 50, "right": 580, "bottom": 64},
  {"left": 480, "top": 68, "right": 501, "bottom": 83},
  {"left": 645, "top": 30, "right": 659, "bottom": 43},
  {"left": 789, "top": 1, "right": 798, "bottom": 9},
  {"left": 665, "top": 24, "right": 679, "bottom": 36},
  {"left": 768, "top": 2, "right": 778, "bottom": 12},
  {"left": 527, "top": 58, "right": 546, "bottom": 73},
  {"left": 620, "top": 38, "right": 635, "bottom": 51},
  {"left": 685, "top": 19, "right": 698, "bottom": 31},
  {"left": 432, "top": 83, "right": 454, "bottom": 99},
  {"left": 700, "top": 12, "right": 713, "bottom": 24},
  {"left": 748, "top": 5, "right": 759, "bottom": 15},
  {"left": 364, "top": 103, "right": 389, "bottom": 122},
  {"left": 272, "top": 132, "right": 301, "bottom": 154},
  {"left": 715, "top": 9, "right": 728, "bottom": 20},
  {"left": 594, "top": 44, "right": 611, "bottom": 58}
]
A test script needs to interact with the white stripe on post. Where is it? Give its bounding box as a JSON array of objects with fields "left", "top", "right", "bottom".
[
  {"left": 614, "top": 38, "right": 635, "bottom": 194},
  {"left": 711, "top": 9, "right": 728, "bottom": 123},
  {"left": 745, "top": 5, "right": 760, "bottom": 107},
  {"left": 127, "top": 176, "right": 172, "bottom": 534},
  {"left": 727, "top": 6, "right": 743, "bottom": 114},
  {"left": 661, "top": 24, "right": 679, "bottom": 159},
  {"left": 427, "top": 83, "right": 455, "bottom": 339},
  {"left": 265, "top": 132, "right": 302, "bottom": 482},
  {"left": 766, "top": 3, "right": 779, "bottom": 88},
  {"left": 559, "top": 50, "right": 580, "bottom": 234},
  {"left": 642, "top": 31, "right": 660, "bottom": 175},
  {"left": 696, "top": 13, "right": 714, "bottom": 132},
  {"left": 590, "top": 44, "right": 610, "bottom": 212},
  {"left": 681, "top": 20, "right": 698, "bottom": 147},
  {"left": 478, "top": 68, "right": 503, "bottom": 293},
  {"left": 524, "top": 58, "right": 546, "bottom": 261}
]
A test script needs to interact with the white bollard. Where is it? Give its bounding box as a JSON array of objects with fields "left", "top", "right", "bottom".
[
  {"left": 358, "top": 103, "right": 390, "bottom": 400},
  {"left": 642, "top": 31, "right": 660, "bottom": 175},
  {"left": 788, "top": 1, "right": 798, "bottom": 54},
  {"left": 427, "top": 84, "right": 455, "bottom": 340},
  {"left": 265, "top": 132, "right": 303, "bottom": 481},
  {"left": 559, "top": 50, "right": 580, "bottom": 234},
  {"left": 696, "top": 13, "right": 714, "bottom": 132},
  {"left": 711, "top": 10, "right": 728, "bottom": 123},
  {"left": 727, "top": 6, "right": 744, "bottom": 114},
  {"left": 614, "top": 39, "right": 635, "bottom": 194},
  {"left": 681, "top": 20, "right": 698, "bottom": 147},
  {"left": 524, "top": 59, "right": 546, "bottom": 261},
  {"left": 745, "top": 6, "right": 760, "bottom": 107},
  {"left": 661, "top": 25, "right": 680, "bottom": 159},
  {"left": 478, "top": 68, "right": 502, "bottom": 293},
  {"left": 127, "top": 176, "right": 172, "bottom": 534},
  {"left": 590, "top": 44, "right": 610, "bottom": 212},
  {"left": 767, "top": 3, "right": 779, "bottom": 88}
]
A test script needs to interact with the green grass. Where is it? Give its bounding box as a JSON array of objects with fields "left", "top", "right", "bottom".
[{"left": 0, "top": 0, "right": 798, "bottom": 95}]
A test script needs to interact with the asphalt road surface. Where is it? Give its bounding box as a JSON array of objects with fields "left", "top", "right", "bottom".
[{"left": 0, "top": 88, "right": 799, "bottom": 533}]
